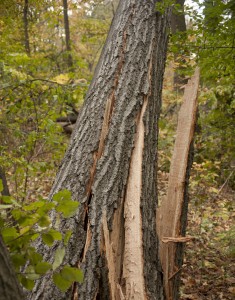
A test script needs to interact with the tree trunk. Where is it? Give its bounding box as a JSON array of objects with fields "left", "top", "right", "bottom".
[
  {"left": 0, "top": 167, "right": 10, "bottom": 199},
  {"left": 0, "top": 235, "right": 24, "bottom": 300},
  {"left": 62, "top": 0, "right": 73, "bottom": 70},
  {"left": 171, "top": 0, "right": 187, "bottom": 89},
  {"left": 29, "top": 1, "right": 171, "bottom": 299},
  {"left": 203, "top": 0, "right": 220, "bottom": 33},
  {"left": 171, "top": 0, "right": 186, "bottom": 34},
  {"left": 23, "top": 0, "right": 30, "bottom": 56}
]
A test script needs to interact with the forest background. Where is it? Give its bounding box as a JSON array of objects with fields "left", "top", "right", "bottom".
[{"left": 0, "top": 0, "right": 234, "bottom": 299}]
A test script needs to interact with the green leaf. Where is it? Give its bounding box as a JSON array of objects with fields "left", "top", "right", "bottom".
[
  {"left": 52, "top": 247, "right": 65, "bottom": 270},
  {"left": 1, "top": 227, "right": 18, "bottom": 242},
  {"left": 53, "top": 190, "right": 71, "bottom": 203},
  {"left": 61, "top": 266, "right": 83, "bottom": 283},
  {"left": 38, "top": 216, "right": 51, "bottom": 227},
  {"left": 0, "top": 204, "right": 13, "bottom": 209},
  {"left": 1, "top": 196, "right": 12, "bottom": 204},
  {"left": 31, "top": 233, "right": 40, "bottom": 241},
  {"left": 10, "top": 199, "right": 21, "bottom": 207},
  {"left": 42, "top": 233, "right": 54, "bottom": 246},
  {"left": 24, "top": 266, "right": 41, "bottom": 280},
  {"left": 18, "top": 215, "right": 35, "bottom": 227},
  {"left": 23, "top": 201, "right": 45, "bottom": 211},
  {"left": 11, "top": 209, "right": 22, "bottom": 220},
  {"left": 11, "top": 253, "right": 27, "bottom": 269},
  {"left": 29, "top": 251, "right": 43, "bottom": 265},
  {"left": 56, "top": 201, "right": 79, "bottom": 218},
  {"left": 20, "top": 276, "right": 35, "bottom": 290},
  {"left": 64, "top": 230, "right": 72, "bottom": 246},
  {"left": 26, "top": 272, "right": 40, "bottom": 280},
  {"left": 37, "top": 202, "right": 55, "bottom": 214},
  {"left": 53, "top": 273, "right": 71, "bottom": 292},
  {"left": 35, "top": 261, "right": 52, "bottom": 274},
  {"left": 47, "top": 229, "right": 62, "bottom": 241},
  {"left": 41, "top": 229, "right": 62, "bottom": 247}
]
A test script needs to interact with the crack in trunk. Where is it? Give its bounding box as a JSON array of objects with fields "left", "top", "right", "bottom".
[{"left": 123, "top": 98, "right": 148, "bottom": 300}]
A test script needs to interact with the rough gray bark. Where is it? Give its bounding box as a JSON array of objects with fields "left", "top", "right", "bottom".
[
  {"left": 29, "top": 1, "right": 170, "bottom": 299},
  {"left": 0, "top": 235, "right": 24, "bottom": 300}
]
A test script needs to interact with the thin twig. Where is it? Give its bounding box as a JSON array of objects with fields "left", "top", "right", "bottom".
[{"left": 218, "top": 170, "right": 234, "bottom": 194}]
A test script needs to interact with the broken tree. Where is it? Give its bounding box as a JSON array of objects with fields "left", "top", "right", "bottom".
[
  {"left": 157, "top": 68, "right": 200, "bottom": 300},
  {"left": 29, "top": 1, "right": 171, "bottom": 299}
]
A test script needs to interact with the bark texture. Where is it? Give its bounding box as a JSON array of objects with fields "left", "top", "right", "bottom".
[
  {"left": 0, "top": 235, "right": 24, "bottom": 300},
  {"left": 29, "top": 1, "right": 170, "bottom": 299},
  {"left": 157, "top": 68, "right": 200, "bottom": 300}
]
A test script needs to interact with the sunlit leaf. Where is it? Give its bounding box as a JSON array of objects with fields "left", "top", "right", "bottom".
[
  {"left": 52, "top": 247, "right": 65, "bottom": 270},
  {"left": 53, "top": 273, "right": 71, "bottom": 292}
]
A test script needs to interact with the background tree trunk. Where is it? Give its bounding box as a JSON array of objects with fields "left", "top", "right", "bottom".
[
  {"left": 0, "top": 235, "right": 24, "bottom": 300},
  {"left": 29, "top": 1, "right": 171, "bottom": 299},
  {"left": 0, "top": 167, "right": 10, "bottom": 199},
  {"left": 171, "top": 0, "right": 187, "bottom": 89},
  {"left": 23, "top": 0, "right": 30, "bottom": 56},
  {"left": 62, "top": 0, "right": 73, "bottom": 70},
  {"left": 171, "top": 0, "right": 186, "bottom": 34}
]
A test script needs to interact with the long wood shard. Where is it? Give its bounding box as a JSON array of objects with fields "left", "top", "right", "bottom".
[
  {"left": 157, "top": 67, "right": 200, "bottom": 300},
  {"left": 123, "top": 98, "right": 148, "bottom": 300}
]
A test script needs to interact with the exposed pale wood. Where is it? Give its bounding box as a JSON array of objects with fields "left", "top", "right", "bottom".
[
  {"left": 123, "top": 98, "right": 148, "bottom": 300},
  {"left": 82, "top": 222, "right": 92, "bottom": 262},
  {"left": 157, "top": 67, "right": 200, "bottom": 300},
  {"left": 162, "top": 236, "right": 194, "bottom": 243}
]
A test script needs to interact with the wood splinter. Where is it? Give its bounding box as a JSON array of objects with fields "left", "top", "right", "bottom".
[
  {"left": 162, "top": 236, "right": 194, "bottom": 243},
  {"left": 157, "top": 67, "right": 200, "bottom": 300}
]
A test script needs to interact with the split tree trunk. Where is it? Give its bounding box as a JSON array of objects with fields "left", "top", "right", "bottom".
[{"left": 29, "top": 1, "right": 170, "bottom": 299}]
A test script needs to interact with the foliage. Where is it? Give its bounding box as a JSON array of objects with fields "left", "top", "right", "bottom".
[
  {"left": 0, "top": 1, "right": 115, "bottom": 292},
  {"left": 0, "top": 183, "right": 82, "bottom": 291},
  {"left": 163, "top": 0, "right": 235, "bottom": 188},
  {"left": 158, "top": 3, "right": 235, "bottom": 297},
  {"left": 0, "top": 0, "right": 114, "bottom": 201},
  {"left": 0, "top": 0, "right": 234, "bottom": 297},
  {"left": 196, "top": 85, "right": 235, "bottom": 187}
]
